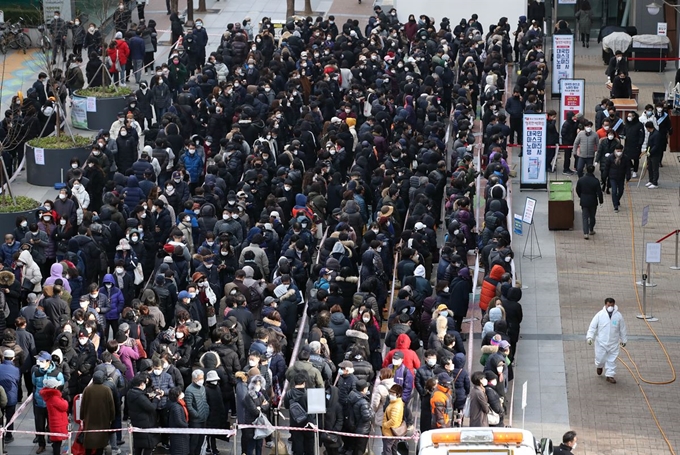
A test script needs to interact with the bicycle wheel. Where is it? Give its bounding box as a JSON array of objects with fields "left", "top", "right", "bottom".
[
  {"left": 0, "top": 40, "right": 6, "bottom": 55},
  {"left": 42, "top": 37, "right": 51, "bottom": 53},
  {"left": 7, "top": 36, "right": 18, "bottom": 50},
  {"left": 19, "top": 33, "right": 31, "bottom": 51}
]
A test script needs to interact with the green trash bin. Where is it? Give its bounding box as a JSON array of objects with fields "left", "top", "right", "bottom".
[{"left": 548, "top": 180, "right": 574, "bottom": 230}]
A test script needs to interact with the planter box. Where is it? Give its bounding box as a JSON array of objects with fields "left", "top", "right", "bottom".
[
  {"left": 25, "top": 144, "right": 90, "bottom": 187},
  {"left": 0, "top": 208, "right": 39, "bottom": 238},
  {"left": 71, "top": 92, "right": 128, "bottom": 132}
]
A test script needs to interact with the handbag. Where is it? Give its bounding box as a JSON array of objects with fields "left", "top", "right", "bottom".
[
  {"left": 133, "top": 263, "right": 144, "bottom": 285},
  {"left": 391, "top": 420, "right": 407, "bottom": 437},
  {"left": 115, "top": 49, "right": 122, "bottom": 72},
  {"left": 487, "top": 409, "right": 500, "bottom": 425},
  {"left": 253, "top": 412, "right": 275, "bottom": 439},
  {"left": 463, "top": 396, "right": 471, "bottom": 418}
]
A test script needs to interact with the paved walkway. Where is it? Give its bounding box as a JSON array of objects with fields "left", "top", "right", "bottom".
[{"left": 507, "top": 42, "right": 680, "bottom": 454}]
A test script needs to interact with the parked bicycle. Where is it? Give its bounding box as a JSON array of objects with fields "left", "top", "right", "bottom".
[
  {"left": 37, "top": 24, "right": 51, "bottom": 54},
  {"left": 0, "top": 17, "right": 31, "bottom": 54}
]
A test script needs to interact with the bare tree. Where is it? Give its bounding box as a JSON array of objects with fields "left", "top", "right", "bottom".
[
  {"left": 287, "top": 0, "right": 295, "bottom": 18},
  {"left": 197, "top": 0, "right": 207, "bottom": 13}
]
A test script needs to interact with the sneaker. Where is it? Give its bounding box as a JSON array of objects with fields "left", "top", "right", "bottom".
[
  {"left": 614, "top": 208, "right": 619, "bottom": 213},
  {"left": 645, "top": 182, "right": 653, "bottom": 187},
  {"left": 648, "top": 184, "right": 658, "bottom": 189},
  {"left": 562, "top": 170, "right": 575, "bottom": 176},
  {"left": 265, "top": 441, "right": 275, "bottom": 448},
  {"left": 606, "top": 376, "right": 617, "bottom": 384},
  {"left": 584, "top": 234, "right": 589, "bottom": 240},
  {"left": 111, "top": 449, "right": 121, "bottom": 455},
  {"left": 631, "top": 172, "right": 637, "bottom": 178},
  {"left": 120, "top": 82, "right": 126, "bottom": 87},
  {"left": 589, "top": 231, "right": 596, "bottom": 235}
]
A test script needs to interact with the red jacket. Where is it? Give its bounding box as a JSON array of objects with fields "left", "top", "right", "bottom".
[
  {"left": 382, "top": 333, "right": 421, "bottom": 372},
  {"left": 480, "top": 264, "right": 504, "bottom": 312},
  {"left": 115, "top": 39, "right": 130, "bottom": 65},
  {"left": 40, "top": 388, "right": 69, "bottom": 441}
]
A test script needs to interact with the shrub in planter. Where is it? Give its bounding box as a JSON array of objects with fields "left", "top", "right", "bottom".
[
  {"left": 0, "top": 195, "right": 41, "bottom": 236},
  {"left": 25, "top": 135, "right": 93, "bottom": 187},
  {"left": 73, "top": 86, "right": 133, "bottom": 131}
]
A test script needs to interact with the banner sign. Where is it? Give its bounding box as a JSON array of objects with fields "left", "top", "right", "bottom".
[
  {"left": 552, "top": 35, "right": 574, "bottom": 94},
  {"left": 71, "top": 98, "right": 88, "bottom": 130},
  {"left": 521, "top": 114, "right": 548, "bottom": 189},
  {"left": 559, "top": 79, "right": 585, "bottom": 129}
]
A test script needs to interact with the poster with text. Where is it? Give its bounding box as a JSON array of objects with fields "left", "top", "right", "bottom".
[
  {"left": 552, "top": 35, "right": 574, "bottom": 94},
  {"left": 521, "top": 114, "right": 547, "bottom": 188},
  {"left": 71, "top": 98, "right": 88, "bottom": 130},
  {"left": 559, "top": 79, "right": 585, "bottom": 129}
]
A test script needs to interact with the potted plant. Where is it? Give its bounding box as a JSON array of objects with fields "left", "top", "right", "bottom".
[
  {"left": 0, "top": 195, "right": 41, "bottom": 237},
  {"left": 72, "top": 85, "right": 134, "bottom": 131},
  {"left": 25, "top": 135, "right": 93, "bottom": 187}
]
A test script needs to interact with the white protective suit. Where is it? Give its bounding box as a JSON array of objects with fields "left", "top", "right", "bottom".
[{"left": 586, "top": 305, "right": 628, "bottom": 377}]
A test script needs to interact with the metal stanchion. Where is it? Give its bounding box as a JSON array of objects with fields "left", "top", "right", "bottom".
[
  {"left": 670, "top": 230, "right": 680, "bottom": 270},
  {"left": 636, "top": 264, "right": 659, "bottom": 322}
]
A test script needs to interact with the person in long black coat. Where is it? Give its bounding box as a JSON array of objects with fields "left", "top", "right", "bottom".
[
  {"left": 204, "top": 371, "right": 227, "bottom": 453},
  {"left": 321, "top": 385, "right": 344, "bottom": 455},
  {"left": 167, "top": 387, "right": 190, "bottom": 455},
  {"left": 116, "top": 126, "right": 138, "bottom": 175},
  {"left": 85, "top": 52, "right": 110, "bottom": 87},
  {"left": 127, "top": 375, "right": 159, "bottom": 453}
]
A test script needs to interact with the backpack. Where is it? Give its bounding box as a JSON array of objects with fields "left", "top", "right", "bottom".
[
  {"left": 352, "top": 291, "right": 370, "bottom": 312},
  {"left": 289, "top": 400, "right": 308, "bottom": 425},
  {"left": 72, "top": 250, "right": 87, "bottom": 278}
]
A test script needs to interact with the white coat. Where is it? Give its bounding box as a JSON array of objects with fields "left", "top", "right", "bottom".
[{"left": 586, "top": 305, "right": 628, "bottom": 376}]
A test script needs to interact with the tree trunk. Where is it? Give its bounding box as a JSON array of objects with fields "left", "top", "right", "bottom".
[
  {"left": 286, "top": 0, "right": 295, "bottom": 18},
  {"left": 198, "top": 0, "right": 207, "bottom": 12},
  {"left": 304, "top": 0, "right": 312, "bottom": 14},
  {"left": 187, "top": 0, "right": 194, "bottom": 22}
]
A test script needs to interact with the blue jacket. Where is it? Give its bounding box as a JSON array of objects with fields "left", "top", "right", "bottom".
[
  {"left": 181, "top": 152, "right": 203, "bottom": 183},
  {"left": 504, "top": 96, "right": 524, "bottom": 118},
  {"left": 192, "top": 27, "right": 208, "bottom": 48},
  {"left": 122, "top": 175, "right": 146, "bottom": 212},
  {"left": 0, "top": 241, "right": 19, "bottom": 267},
  {"left": 31, "top": 362, "right": 65, "bottom": 407},
  {"left": 129, "top": 35, "right": 146, "bottom": 60},
  {"left": 100, "top": 274, "right": 126, "bottom": 321},
  {"left": 0, "top": 360, "right": 20, "bottom": 406},
  {"left": 132, "top": 160, "right": 154, "bottom": 182}
]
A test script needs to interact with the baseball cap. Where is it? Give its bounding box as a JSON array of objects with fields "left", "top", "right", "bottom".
[
  {"left": 35, "top": 351, "right": 51, "bottom": 362},
  {"left": 499, "top": 340, "right": 511, "bottom": 350},
  {"left": 393, "top": 351, "right": 404, "bottom": 360},
  {"left": 339, "top": 361, "right": 353, "bottom": 369}
]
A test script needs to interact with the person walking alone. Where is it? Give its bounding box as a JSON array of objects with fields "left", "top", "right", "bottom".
[
  {"left": 573, "top": 121, "right": 598, "bottom": 178},
  {"left": 602, "top": 144, "right": 630, "bottom": 212},
  {"left": 645, "top": 120, "right": 663, "bottom": 189},
  {"left": 586, "top": 298, "right": 627, "bottom": 384},
  {"left": 575, "top": 165, "right": 603, "bottom": 240}
]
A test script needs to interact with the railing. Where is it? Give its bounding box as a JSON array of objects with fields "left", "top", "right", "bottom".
[{"left": 657, "top": 229, "right": 680, "bottom": 270}]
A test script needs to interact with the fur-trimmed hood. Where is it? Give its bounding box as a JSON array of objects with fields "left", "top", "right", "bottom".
[
  {"left": 335, "top": 275, "right": 358, "bottom": 283},
  {"left": 0, "top": 271, "right": 15, "bottom": 287},
  {"left": 248, "top": 374, "right": 266, "bottom": 397},
  {"left": 345, "top": 329, "right": 369, "bottom": 340},
  {"left": 199, "top": 350, "right": 222, "bottom": 369},
  {"left": 481, "top": 344, "right": 498, "bottom": 355}
]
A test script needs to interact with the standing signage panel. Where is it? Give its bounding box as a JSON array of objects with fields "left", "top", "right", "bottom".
[
  {"left": 552, "top": 35, "right": 574, "bottom": 95},
  {"left": 521, "top": 114, "right": 548, "bottom": 190},
  {"left": 559, "top": 79, "right": 585, "bottom": 129}
]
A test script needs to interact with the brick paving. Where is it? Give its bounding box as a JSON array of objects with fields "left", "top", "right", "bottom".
[{"left": 551, "top": 43, "right": 680, "bottom": 455}]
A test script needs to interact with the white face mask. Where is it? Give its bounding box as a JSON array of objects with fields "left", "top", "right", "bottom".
[
  {"left": 392, "top": 359, "right": 403, "bottom": 367},
  {"left": 120, "top": 131, "right": 127, "bottom": 136},
  {"left": 116, "top": 267, "right": 124, "bottom": 274},
  {"left": 426, "top": 358, "right": 436, "bottom": 367},
  {"left": 254, "top": 384, "right": 262, "bottom": 392},
  {"left": 585, "top": 127, "right": 592, "bottom": 133},
  {"left": 266, "top": 346, "right": 274, "bottom": 356},
  {"left": 60, "top": 219, "right": 66, "bottom": 226},
  {"left": 615, "top": 151, "right": 623, "bottom": 157},
  {"left": 603, "top": 126, "right": 610, "bottom": 131},
  {"left": 362, "top": 316, "right": 371, "bottom": 323},
  {"left": 608, "top": 134, "right": 615, "bottom": 140},
  {"left": 21, "top": 221, "right": 27, "bottom": 228},
  {"left": 627, "top": 116, "right": 633, "bottom": 121},
  {"left": 153, "top": 369, "right": 163, "bottom": 376},
  {"left": 78, "top": 338, "right": 88, "bottom": 345},
  {"left": 480, "top": 378, "right": 488, "bottom": 386},
  {"left": 80, "top": 301, "right": 88, "bottom": 309},
  {"left": 443, "top": 287, "right": 450, "bottom": 293},
  {"left": 497, "top": 365, "right": 504, "bottom": 373},
  {"left": 195, "top": 379, "right": 204, "bottom": 387},
  {"left": 607, "top": 306, "right": 614, "bottom": 313},
  {"left": 71, "top": 163, "right": 78, "bottom": 169},
  {"left": 389, "top": 394, "right": 398, "bottom": 401}
]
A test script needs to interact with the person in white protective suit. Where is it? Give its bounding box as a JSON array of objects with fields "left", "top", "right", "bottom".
[{"left": 586, "top": 297, "right": 628, "bottom": 384}]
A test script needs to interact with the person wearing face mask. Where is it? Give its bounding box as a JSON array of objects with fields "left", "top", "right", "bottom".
[
  {"left": 606, "top": 50, "right": 629, "bottom": 81},
  {"left": 202, "top": 369, "right": 228, "bottom": 454},
  {"left": 595, "top": 129, "right": 621, "bottom": 192},
  {"left": 430, "top": 372, "right": 454, "bottom": 429},
  {"left": 483, "top": 371, "right": 504, "bottom": 426},
  {"left": 49, "top": 11, "right": 68, "bottom": 65},
  {"left": 125, "top": 374, "right": 159, "bottom": 455},
  {"left": 554, "top": 431, "right": 579, "bottom": 455},
  {"left": 238, "top": 373, "right": 268, "bottom": 455},
  {"left": 415, "top": 350, "right": 439, "bottom": 432},
  {"left": 385, "top": 350, "right": 414, "bottom": 405},
  {"left": 623, "top": 111, "right": 644, "bottom": 178},
  {"left": 381, "top": 383, "right": 405, "bottom": 454},
  {"left": 586, "top": 297, "right": 627, "bottom": 384},
  {"left": 148, "top": 357, "right": 174, "bottom": 430},
  {"left": 610, "top": 71, "right": 632, "bottom": 99},
  {"left": 573, "top": 121, "right": 599, "bottom": 178},
  {"left": 602, "top": 144, "right": 631, "bottom": 212},
  {"left": 167, "top": 386, "right": 190, "bottom": 453},
  {"left": 31, "top": 351, "right": 65, "bottom": 454},
  {"left": 499, "top": 287, "right": 523, "bottom": 362},
  {"left": 70, "top": 328, "right": 97, "bottom": 394},
  {"left": 183, "top": 369, "right": 210, "bottom": 455},
  {"left": 468, "top": 371, "right": 491, "bottom": 427}
]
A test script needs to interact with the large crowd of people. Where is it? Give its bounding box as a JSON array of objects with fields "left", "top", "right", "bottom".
[{"left": 0, "top": 3, "right": 552, "bottom": 455}]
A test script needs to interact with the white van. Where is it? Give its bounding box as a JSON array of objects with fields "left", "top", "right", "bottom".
[{"left": 419, "top": 428, "right": 553, "bottom": 455}]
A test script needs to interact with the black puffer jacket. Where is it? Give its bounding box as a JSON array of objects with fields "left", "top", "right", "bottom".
[
  {"left": 603, "top": 153, "right": 631, "bottom": 182},
  {"left": 623, "top": 120, "right": 645, "bottom": 157},
  {"left": 348, "top": 389, "right": 373, "bottom": 434}
]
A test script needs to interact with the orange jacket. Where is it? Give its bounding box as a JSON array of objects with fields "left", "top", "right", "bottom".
[
  {"left": 480, "top": 264, "right": 504, "bottom": 312},
  {"left": 430, "top": 384, "right": 454, "bottom": 428}
]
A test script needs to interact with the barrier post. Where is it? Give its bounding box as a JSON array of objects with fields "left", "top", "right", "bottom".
[
  {"left": 233, "top": 424, "right": 239, "bottom": 455},
  {"left": 670, "top": 230, "right": 680, "bottom": 270},
  {"left": 128, "top": 424, "right": 134, "bottom": 455}
]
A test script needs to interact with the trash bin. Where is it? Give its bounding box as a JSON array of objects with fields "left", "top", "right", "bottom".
[{"left": 548, "top": 180, "right": 574, "bottom": 230}]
